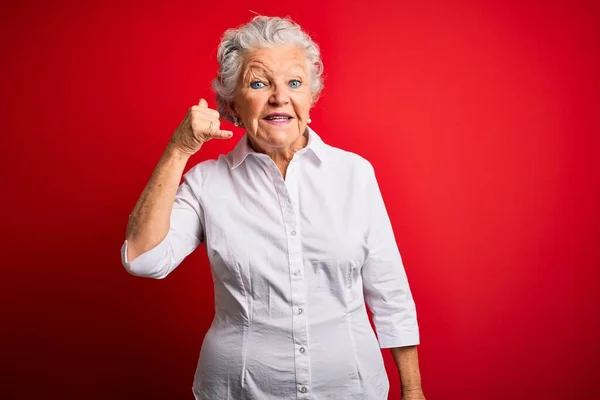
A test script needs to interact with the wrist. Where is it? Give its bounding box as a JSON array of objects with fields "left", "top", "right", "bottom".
[
  {"left": 402, "top": 386, "right": 423, "bottom": 393},
  {"left": 165, "top": 142, "right": 195, "bottom": 160}
]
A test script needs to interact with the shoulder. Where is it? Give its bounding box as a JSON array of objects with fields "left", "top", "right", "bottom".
[{"left": 321, "top": 143, "right": 376, "bottom": 179}]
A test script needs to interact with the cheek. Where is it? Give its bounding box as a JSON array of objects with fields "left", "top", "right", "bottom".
[
  {"left": 236, "top": 91, "right": 255, "bottom": 113},
  {"left": 241, "top": 97, "right": 265, "bottom": 119},
  {"left": 294, "top": 94, "right": 312, "bottom": 115}
]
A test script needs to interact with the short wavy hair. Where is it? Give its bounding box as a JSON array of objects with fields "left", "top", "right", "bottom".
[{"left": 212, "top": 16, "right": 324, "bottom": 123}]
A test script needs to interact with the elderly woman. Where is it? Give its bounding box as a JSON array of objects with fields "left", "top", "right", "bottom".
[{"left": 121, "top": 15, "right": 425, "bottom": 400}]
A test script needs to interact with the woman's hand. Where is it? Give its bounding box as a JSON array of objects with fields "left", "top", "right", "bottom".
[{"left": 168, "top": 98, "right": 233, "bottom": 157}]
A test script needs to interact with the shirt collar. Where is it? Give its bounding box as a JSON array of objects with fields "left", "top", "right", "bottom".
[{"left": 229, "top": 126, "right": 326, "bottom": 170}]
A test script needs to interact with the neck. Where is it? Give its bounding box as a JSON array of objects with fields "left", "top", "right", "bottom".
[{"left": 248, "top": 131, "right": 309, "bottom": 176}]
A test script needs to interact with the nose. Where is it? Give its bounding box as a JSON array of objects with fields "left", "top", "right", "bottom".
[{"left": 268, "top": 83, "right": 290, "bottom": 106}]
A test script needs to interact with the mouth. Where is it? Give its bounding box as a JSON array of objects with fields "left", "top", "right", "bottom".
[{"left": 263, "top": 113, "right": 294, "bottom": 125}]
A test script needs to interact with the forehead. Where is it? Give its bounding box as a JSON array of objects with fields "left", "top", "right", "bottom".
[{"left": 242, "top": 45, "right": 308, "bottom": 75}]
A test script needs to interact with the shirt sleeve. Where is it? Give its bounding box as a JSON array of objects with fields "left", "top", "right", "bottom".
[
  {"left": 361, "top": 162, "right": 420, "bottom": 348},
  {"left": 120, "top": 169, "right": 205, "bottom": 279}
]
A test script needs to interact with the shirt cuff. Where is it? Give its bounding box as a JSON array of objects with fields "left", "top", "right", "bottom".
[
  {"left": 120, "top": 233, "right": 172, "bottom": 278},
  {"left": 377, "top": 329, "right": 420, "bottom": 349}
]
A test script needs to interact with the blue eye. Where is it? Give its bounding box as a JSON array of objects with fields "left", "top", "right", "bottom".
[
  {"left": 289, "top": 79, "right": 302, "bottom": 88},
  {"left": 250, "top": 81, "right": 265, "bottom": 89}
]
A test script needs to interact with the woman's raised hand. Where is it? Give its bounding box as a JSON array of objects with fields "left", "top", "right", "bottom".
[{"left": 168, "top": 98, "right": 234, "bottom": 156}]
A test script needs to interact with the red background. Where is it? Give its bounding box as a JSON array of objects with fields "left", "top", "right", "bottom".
[{"left": 1, "top": 0, "right": 599, "bottom": 398}]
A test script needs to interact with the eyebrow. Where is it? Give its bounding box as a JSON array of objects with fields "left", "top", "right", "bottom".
[
  {"left": 287, "top": 64, "right": 307, "bottom": 75},
  {"left": 241, "top": 67, "right": 267, "bottom": 86},
  {"left": 241, "top": 62, "right": 308, "bottom": 84}
]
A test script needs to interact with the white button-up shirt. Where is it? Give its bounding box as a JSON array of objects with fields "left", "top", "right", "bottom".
[{"left": 121, "top": 127, "right": 420, "bottom": 399}]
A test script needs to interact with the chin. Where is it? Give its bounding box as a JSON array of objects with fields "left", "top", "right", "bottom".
[{"left": 258, "top": 126, "right": 301, "bottom": 146}]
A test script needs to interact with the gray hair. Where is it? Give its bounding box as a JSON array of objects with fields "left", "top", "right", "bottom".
[{"left": 211, "top": 16, "right": 324, "bottom": 123}]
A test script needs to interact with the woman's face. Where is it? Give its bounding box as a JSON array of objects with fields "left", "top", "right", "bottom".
[{"left": 232, "top": 44, "right": 313, "bottom": 152}]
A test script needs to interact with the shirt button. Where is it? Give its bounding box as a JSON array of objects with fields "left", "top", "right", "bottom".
[
  {"left": 297, "top": 307, "right": 304, "bottom": 314},
  {"left": 300, "top": 386, "right": 308, "bottom": 393},
  {"left": 299, "top": 347, "right": 306, "bottom": 354},
  {"left": 293, "top": 269, "right": 301, "bottom": 276},
  {"left": 290, "top": 230, "right": 297, "bottom": 236}
]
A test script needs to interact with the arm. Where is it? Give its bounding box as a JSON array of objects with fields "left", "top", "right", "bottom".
[
  {"left": 125, "top": 144, "right": 193, "bottom": 262},
  {"left": 391, "top": 345, "right": 425, "bottom": 398},
  {"left": 121, "top": 145, "right": 205, "bottom": 279},
  {"left": 121, "top": 98, "right": 232, "bottom": 278},
  {"left": 360, "top": 162, "right": 424, "bottom": 394}
]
